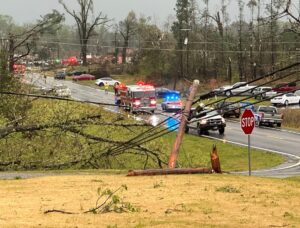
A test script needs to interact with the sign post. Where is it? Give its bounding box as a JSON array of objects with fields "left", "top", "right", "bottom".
[{"left": 240, "top": 109, "right": 255, "bottom": 176}]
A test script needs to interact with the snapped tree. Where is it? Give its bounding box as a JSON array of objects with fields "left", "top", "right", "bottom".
[{"left": 59, "top": 0, "right": 109, "bottom": 65}]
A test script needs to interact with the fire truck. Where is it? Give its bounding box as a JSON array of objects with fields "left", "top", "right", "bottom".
[{"left": 119, "top": 83, "right": 157, "bottom": 113}]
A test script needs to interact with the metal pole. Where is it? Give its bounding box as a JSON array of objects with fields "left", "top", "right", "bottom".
[
  {"left": 248, "top": 135, "right": 251, "bottom": 176},
  {"left": 168, "top": 80, "right": 200, "bottom": 168}
]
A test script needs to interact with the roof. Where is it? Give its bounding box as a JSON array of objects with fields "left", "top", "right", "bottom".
[{"left": 126, "top": 85, "right": 155, "bottom": 92}]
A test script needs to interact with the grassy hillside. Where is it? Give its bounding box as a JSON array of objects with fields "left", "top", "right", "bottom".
[{"left": 0, "top": 99, "right": 285, "bottom": 171}]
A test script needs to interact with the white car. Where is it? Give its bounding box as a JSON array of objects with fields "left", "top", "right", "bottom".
[
  {"left": 95, "top": 77, "right": 120, "bottom": 86},
  {"left": 295, "top": 90, "right": 300, "bottom": 96},
  {"left": 228, "top": 82, "right": 256, "bottom": 96},
  {"left": 53, "top": 85, "right": 71, "bottom": 97},
  {"left": 214, "top": 82, "right": 256, "bottom": 96},
  {"left": 252, "top": 86, "right": 275, "bottom": 99},
  {"left": 271, "top": 93, "right": 300, "bottom": 106}
]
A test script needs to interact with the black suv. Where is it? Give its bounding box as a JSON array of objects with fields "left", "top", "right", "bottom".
[{"left": 215, "top": 101, "right": 241, "bottom": 118}]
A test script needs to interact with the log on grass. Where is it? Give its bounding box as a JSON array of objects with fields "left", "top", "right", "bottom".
[{"left": 127, "top": 167, "right": 213, "bottom": 176}]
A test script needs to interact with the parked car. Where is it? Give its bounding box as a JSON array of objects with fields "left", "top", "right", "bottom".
[
  {"left": 72, "top": 74, "right": 95, "bottom": 81},
  {"left": 95, "top": 77, "right": 120, "bottom": 86},
  {"left": 255, "top": 106, "right": 283, "bottom": 127},
  {"left": 294, "top": 90, "right": 300, "bottom": 96},
  {"left": 271, "top": 93, "right": 300, "bottom": 106},
  {"left": 54, "top": 71, "right": 66, "bottom": 80},
  {"left": 186, "top": 109, "right": 226, "bottom": 135},
  {"left": 215, "top": 101, "right": 241, "bottom": 118},
  {"left": 214, "top": 82, "right": 256, "bottom": 97},
  {"left": 225, "top": 82, "right": 256, "bottom": 96},
  {"left": 71, "top": 71, "right": 85, "bottom": 76},
  {"left": 252, "top": 86, "right": 274, "bottom": 99},
  {"left": 155, "top": 87, "right": 180, "bottom": 99},
  {"left": 53, "top": 85, "right": 71, "bottom": 97},
  {"left": 272, "top": 82, "right": 298, "bottom": 93}
]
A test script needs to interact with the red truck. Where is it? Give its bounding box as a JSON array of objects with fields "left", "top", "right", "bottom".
[
  {"left": 272, "top": 82, "right": 298, "bottom": 93},
  {"left": 119, "top": 84, "right": 157, "bottom": 113}
]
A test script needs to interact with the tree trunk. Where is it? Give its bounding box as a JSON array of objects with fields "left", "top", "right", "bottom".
[
  {"left": 122, "top": 39, "right": 128, "bottom": 64},
  {"left": 8, "top": 37, "right": 14, "bottom": 73},
  {"left": 82, "top": 41, "right": 88, "bottom": 66}
]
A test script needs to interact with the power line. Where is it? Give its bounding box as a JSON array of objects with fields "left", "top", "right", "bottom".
[
  {"left": 0, "top": 91, "right": 126, "bottom": 108},
  {"left": 96, "top": 72, "right": 299, "bottom": 158},
  {"left": 11, "top": 39, "right": 300, "bottom": 54},
  {"left": 107, "top": 82, "right": 300, "bottom": 158}
]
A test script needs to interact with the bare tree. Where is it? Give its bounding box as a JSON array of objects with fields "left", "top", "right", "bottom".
[
  {"left": 118, "top": 11, "right": 137, "bottom": 64},
  {"left": 6, "top": 10, "right": 63, "bottom": 72},
  {"left": 238, "top": 0, "right": 245, "bottom": 81},
  {"left": 59, "top": 0, "right": 109, "bottom": 65}
]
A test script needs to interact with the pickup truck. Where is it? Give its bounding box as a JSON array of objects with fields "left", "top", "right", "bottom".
[
  {"left": 255, "top": 106, "right": 283, "bottom": 127},
  {"left": 186, "top": 109, "right": 226, "bottom": 135}
]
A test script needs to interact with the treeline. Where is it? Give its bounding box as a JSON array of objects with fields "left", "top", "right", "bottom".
[{"left": 1, "top": 0, "right": 300, "bottom": 84}]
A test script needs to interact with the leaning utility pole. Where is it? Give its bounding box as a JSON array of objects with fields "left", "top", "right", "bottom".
[{"left": 168, "top": 79, "right": 200, "bottom": 168}]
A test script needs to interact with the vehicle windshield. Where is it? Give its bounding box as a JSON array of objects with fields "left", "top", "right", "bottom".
[
  {"left": 262, "top": 88, "right": 272, "bottom": 92},
  {"left": 133, "top": 91, "right": 156, "bottom": 98},
  {"left": 259, "top": 107, "right": 276, "bottom": 114},
  {"left": 202, "top": 110, "right": 219, "bottom": 117}
]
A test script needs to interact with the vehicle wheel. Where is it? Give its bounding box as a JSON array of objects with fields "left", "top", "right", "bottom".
[
  {"left": 99, "top": 82, "right": 104, "bottom": 87},
  {"left": 235, "top": 113, "right": 240, "bottom": 118},
  {"left": 225, "top": 91, "right": 231, "bottom": 97},
  {"left": 219, "top": 127, "right": 225, "bottom": 135},
  {"left": 185, "top": 126, "right": 189, "bottom": 133},
  {"left": 151, "top": 110, "right": 155, "bottom": 114},
  {"left": 197, "top": 128, "right": 204, "bottom": 135},
  {"left": 277, "top": 123, "right": 281, "bottom": 127},
  {"left": 255, "top": 121, "right": 260, "bottom": 127},
  {"left": 284, "top": 100, "right": 289, "bottom": 106}
]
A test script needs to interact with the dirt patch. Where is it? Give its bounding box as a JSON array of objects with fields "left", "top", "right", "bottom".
[{"left": 0, "top": 174, "right": 299, "bottom": 227}]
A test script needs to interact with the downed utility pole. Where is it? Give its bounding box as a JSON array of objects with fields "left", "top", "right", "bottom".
[{"left": 168, "top": 79, "right": 200, "bottom": 169}]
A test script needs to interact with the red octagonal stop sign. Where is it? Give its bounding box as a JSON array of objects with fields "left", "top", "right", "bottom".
[{"left": 241, "top": 109, "right": 255, "bottom": 135}]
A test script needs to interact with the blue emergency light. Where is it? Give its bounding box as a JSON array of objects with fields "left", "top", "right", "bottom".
[{"left": 164, "top": 92, "right": 180, "bottom": 101}]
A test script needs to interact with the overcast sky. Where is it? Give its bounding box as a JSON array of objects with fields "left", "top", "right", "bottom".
[
  {"left": 0, "top": 0, "right": 284, "bottom": 27},
  {"left": 0, "top": 0, "right": 178, "bottom": 26}
]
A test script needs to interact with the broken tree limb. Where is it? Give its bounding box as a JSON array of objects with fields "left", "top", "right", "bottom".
[{"left": 127, "top": 167, "right": 212, "bottom": 176}]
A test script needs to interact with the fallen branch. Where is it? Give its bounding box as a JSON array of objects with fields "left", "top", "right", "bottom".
[
  {"left": 44, "top": 209, "right": 76, "bottom": 214},
  {"left": 0, "top": 115, "right": 102, "bottom": 139}
]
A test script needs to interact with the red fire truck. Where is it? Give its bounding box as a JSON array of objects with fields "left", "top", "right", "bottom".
[{"left": 119, "top": 83, "right": 157, "bottom": 113}]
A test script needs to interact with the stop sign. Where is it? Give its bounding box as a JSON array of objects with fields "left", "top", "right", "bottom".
[{"left": 241, "top": 109, "right": 255, "bottom": 135}]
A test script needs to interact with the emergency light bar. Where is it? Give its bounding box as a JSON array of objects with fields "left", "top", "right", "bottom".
[{"left": 164, "top": 92, "right": 181, "bottom": 101}]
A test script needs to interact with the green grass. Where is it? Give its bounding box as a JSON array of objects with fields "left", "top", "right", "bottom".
[
  {"left": 0, "top": 98, "right": 285, "bottom": 172},
  {"left": 164, "top": 133, "right": 285, "bottom": 172}
]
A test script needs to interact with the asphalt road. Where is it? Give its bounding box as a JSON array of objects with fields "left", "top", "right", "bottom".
[{"left": 24, "top": 73, "right": 300, "bottom": 178}]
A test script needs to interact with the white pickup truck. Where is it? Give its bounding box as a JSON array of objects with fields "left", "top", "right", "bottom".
[
  {"left": 185, "top": 109, "right": 226, "bottom": 135},
  {"left": 255, "top": 106, "right": 283, "bottom": 127}
]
